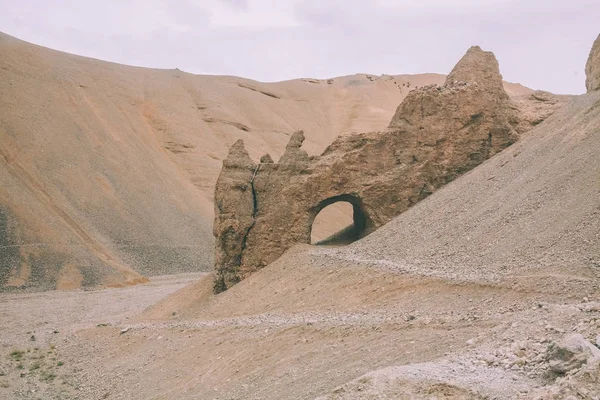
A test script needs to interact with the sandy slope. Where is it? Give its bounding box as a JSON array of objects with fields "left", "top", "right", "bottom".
[
  {"left": 1, "top": 83, "right": 596, "bottom": 399},
  {"left": 111, "top": 89, "right": 600, "bottom": 398},
  {"left": 0, "top": 33, "right": 536, "bottom": 290},
  {"left": 334, "top": 92, "right": 600, "bottom": 291}
]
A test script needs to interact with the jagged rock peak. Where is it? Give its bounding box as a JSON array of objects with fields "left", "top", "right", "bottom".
[
  {"left": 445, "top": 45, "right": 504, "bottom": 92},
  {"left": 260, "top": 154, "right": 274, "bottom": 164},
  {"left": 585, "top": 34, "right": 600, "bottom": 92},
  {"left": 223, "top": 139, "right": 255, "bottom": 168},
  {"left": 285, "top": 130, "right": 306, "bottom": 150},
  {"left": 279, "top": 130, "right": 310, "bottom": 164},
  {"left": 388, "top": 45, "right": 512, "bottom": 131}
]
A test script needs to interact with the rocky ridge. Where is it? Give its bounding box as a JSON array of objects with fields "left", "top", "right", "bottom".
[{"left": 213, "top": 46, "right": 563, "bottom": 291}]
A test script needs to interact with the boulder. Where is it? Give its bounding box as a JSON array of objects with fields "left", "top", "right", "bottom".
[{"left": 547, "top": 334, "right": 600, "bottom": 374}]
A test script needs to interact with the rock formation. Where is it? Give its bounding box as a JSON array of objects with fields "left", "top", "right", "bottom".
[
  {"left": 212, "top": 46, "right": 558, "bottom": 292},
  {"left": 213, "top": 141, "right": 258, "bottom": 292},
  {"left": 547, "top": 334, "right": 600, "bottom": 375},
  {"left": 586, "top": 34, "right": 600, "bottom": 92}
]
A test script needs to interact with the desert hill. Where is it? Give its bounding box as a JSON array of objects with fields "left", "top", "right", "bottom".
[
  {"left": 0, "top": 32, "right": 537, "bottom": 291},
  {"left": 0, "top": 32, "right": 598, "bottom": 400},
  {"left": 38, "top": 62, "right": 599, "bottom": 400}
]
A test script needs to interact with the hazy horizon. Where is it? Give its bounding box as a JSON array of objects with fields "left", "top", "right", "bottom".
[{"left": 1, "top": 0, "right": 599, "bottom": 94}]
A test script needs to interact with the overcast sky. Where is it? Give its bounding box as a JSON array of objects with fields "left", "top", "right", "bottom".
[{"left": 1, "top": 0, "right": 599, "bottom": 94}]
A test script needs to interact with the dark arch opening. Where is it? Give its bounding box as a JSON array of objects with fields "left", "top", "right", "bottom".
[{"left": 309, "top": 194, "right": 372, "bottom": 246}]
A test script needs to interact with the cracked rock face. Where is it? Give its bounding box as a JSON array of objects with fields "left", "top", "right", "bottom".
[
  {"left": 586, "top": 34, "right": 600, "bottom": 92},
  {"left": 212, "top": 45, "right": 559, "bottom": 292},
  {"left": 212, "top": 140, "right": 257, "bottom": 292}
]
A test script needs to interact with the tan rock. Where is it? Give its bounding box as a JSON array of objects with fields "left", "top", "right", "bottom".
[
  {"left": 586, "top": 34, "right": 600, "bottom": 92},
  {"left": 547, "top": 334, "right": 600, "bottom": 374},
  {"left": 212, "top": 140, "right": 257, "bottom": 292},
  {"left": 509, "top": 90, "right": 566, "bottom": 134}
]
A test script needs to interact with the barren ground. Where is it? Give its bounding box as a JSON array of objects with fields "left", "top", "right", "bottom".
[
  {"left": 0, "top": 90, "right": 596, "bottom": 400},
  {"left": 0, "top": 259, "right": 598, "bottom": 400},
  {"left": 0, "top": 273, "right": 203, "bottom": 398},
  {"left": 1, "top": 34, "right": 599, "bottom": 400}
]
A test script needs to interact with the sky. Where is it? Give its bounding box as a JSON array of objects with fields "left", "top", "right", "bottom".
[{"left": 1, "top": 0, "right": 599, "bottom": 94}]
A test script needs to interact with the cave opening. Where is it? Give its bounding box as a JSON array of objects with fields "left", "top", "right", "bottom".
[{"left": 309, "top": 194, "right": 371, "bottom": 246}]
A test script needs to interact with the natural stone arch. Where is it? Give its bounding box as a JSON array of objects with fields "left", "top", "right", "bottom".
[
  {"left": 308, "top": 194, "right": 373, "bottom": 245},
  {"left": 212, "top": 45, "right": 560, "bottom": 293}
]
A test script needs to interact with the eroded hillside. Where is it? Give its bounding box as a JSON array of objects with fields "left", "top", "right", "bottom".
[
  {"left": 0, "top": 33, "right": 444, "bottom": 290},
  {"left": 0, "top": 31, "right": 598, "bottom": 400},
  {"left": 15, "top": 64, "right": 598, "bottom": 400},
  {"left": 0, "top": 33, "right": 541, "bottom": 291}
]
